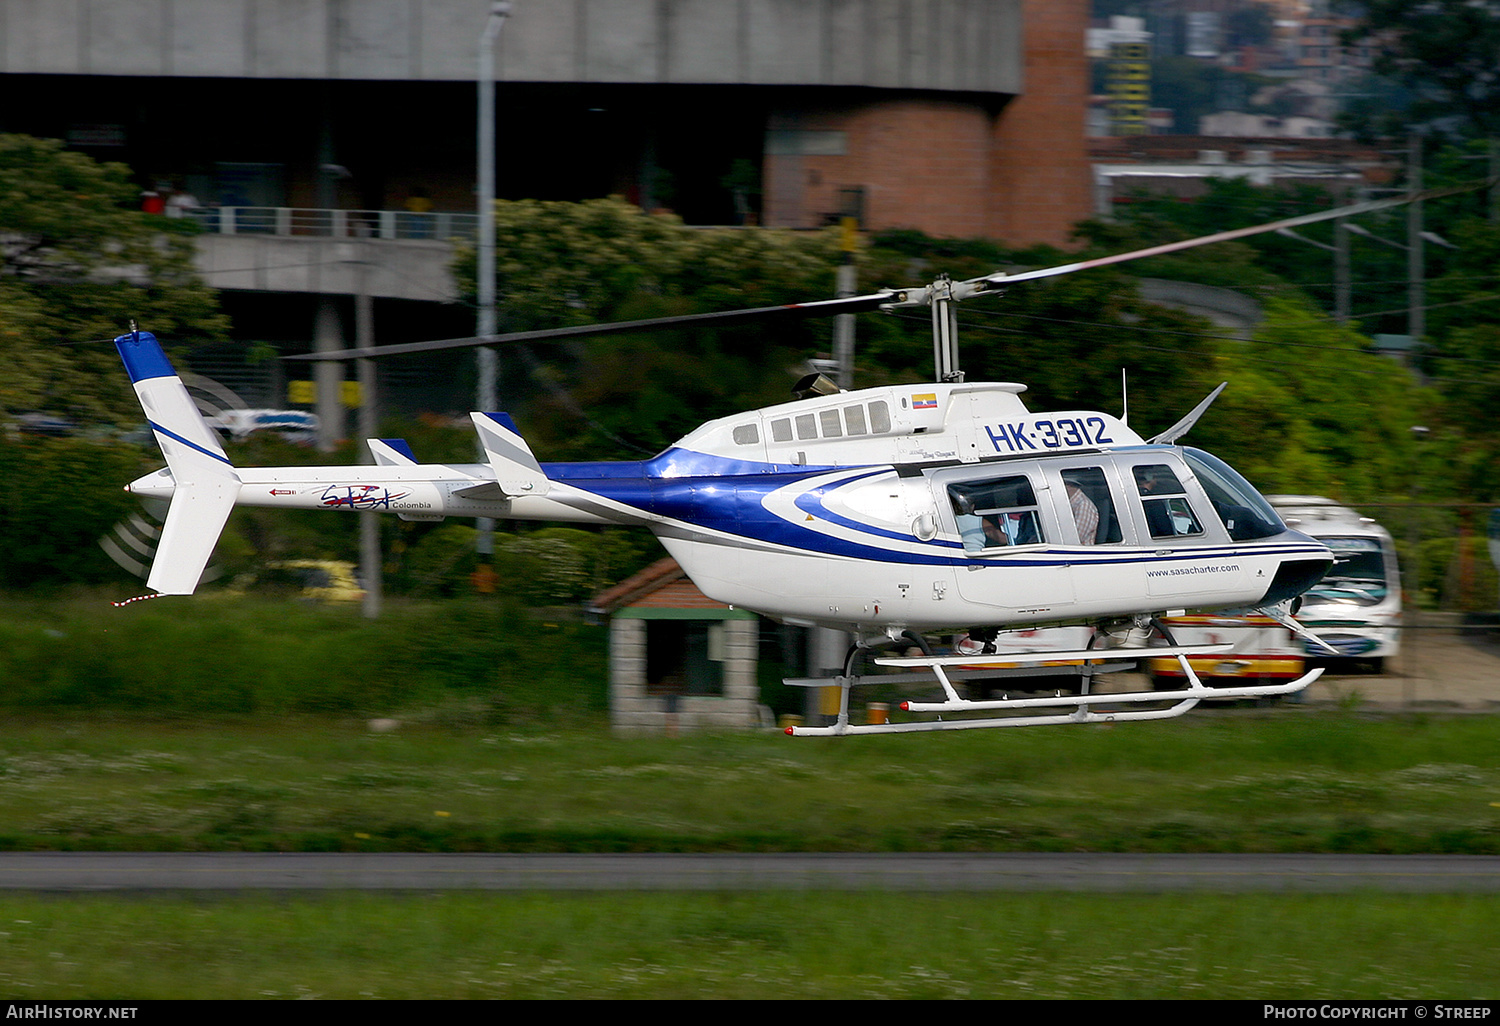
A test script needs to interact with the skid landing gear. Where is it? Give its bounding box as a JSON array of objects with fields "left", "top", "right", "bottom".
[{"left": 782, "top": 621, "right": 1324, "bottom": 737}]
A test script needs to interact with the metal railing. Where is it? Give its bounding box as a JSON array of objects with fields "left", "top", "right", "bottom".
[{"left": 184, "top": 206, "right": 480, "bottom": 242}]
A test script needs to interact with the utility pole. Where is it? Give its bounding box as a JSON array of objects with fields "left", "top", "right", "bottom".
[
  {"left": 832, "top": 215, "right": 858, "bottom": 390},
  {"left": 1408, "top": 130, "right": 1425, "bottom": 347},
  {"left": 356, "top": 228, "right": 381, "bottom": 620},
  {"left": 1490, "top": 138, "right": 1500, "bottom": 223},
  {"left": 1334, "top": 218, "right": 1350, "bottom": 325},
  {"left": 475, "top": 2, "right": 512, "bottom": 576}
]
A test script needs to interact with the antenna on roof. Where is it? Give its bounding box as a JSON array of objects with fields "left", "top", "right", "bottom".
[{"left": 1121, "top": 368, "right": 1129, "bottom": 427}]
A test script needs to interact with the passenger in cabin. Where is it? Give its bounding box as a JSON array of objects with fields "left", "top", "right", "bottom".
[
  {"left": 982, "top": 515, "right": 1010, "bottom": 547},
  {"left": 1066, "top": 481, "right": 1099, "bottom": 545}
]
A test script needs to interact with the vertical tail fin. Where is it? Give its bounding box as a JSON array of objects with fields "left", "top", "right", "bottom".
[{"left": 115, "top": 331, "right": 242, "bottom": 595}]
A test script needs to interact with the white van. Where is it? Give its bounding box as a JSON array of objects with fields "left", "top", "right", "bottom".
[
  {"left": 1267, "top": 496, "right": 1402, "bottom": 672},
  {"left": 1146, "top": 497, "right": 1400, "bottom": 687}
]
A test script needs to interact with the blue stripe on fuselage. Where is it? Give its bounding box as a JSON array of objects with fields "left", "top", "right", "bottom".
[
  {"left": 541, "top": 446, "right": 836, "bottom": 482},
  {"left": 537, "top": 449, "right": 1332, "bottom": 569}
]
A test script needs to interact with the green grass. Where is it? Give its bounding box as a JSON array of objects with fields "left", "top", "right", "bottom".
[
  {"left": 3, "top": 595, "right": 1499, "bottom": 999},
  {"left": 1, "top": 595, "right": 1498, "bottom": 854},
  {"left": 0, "top": 714, "right": 1497, "bottom": 853},
  {"left": 0, "top": 892, "right": 1495, "bottom": 999}
]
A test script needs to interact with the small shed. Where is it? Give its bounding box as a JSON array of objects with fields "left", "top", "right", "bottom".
[{"left": 588, "top": 557, "right": 765, "bottom": 733}]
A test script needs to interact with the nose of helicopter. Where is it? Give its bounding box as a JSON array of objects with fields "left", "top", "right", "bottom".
[{"left": 1260, "top": 529, "right": 1335, "bottom": 606}]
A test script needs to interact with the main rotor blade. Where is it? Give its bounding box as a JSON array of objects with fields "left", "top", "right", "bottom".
[
  {"left": 287, "top": 291, "right": 900, "bottom": 362},
  {"left": 288, "top": 178, "right": 1487, "bottom": 364},
  {"left": 966, "top": 181, "right": 1487, "bottom": 290}
]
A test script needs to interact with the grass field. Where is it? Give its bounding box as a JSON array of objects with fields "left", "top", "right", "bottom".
[
  {"left": 3, "top": 594, "right": 1499, "bottom": 998},
  {"left": 1, "top": 892, "right": 1496, "bottom": 999},
  {"left": 1, "top": 713, "right": 1498, "bottom": 854}
]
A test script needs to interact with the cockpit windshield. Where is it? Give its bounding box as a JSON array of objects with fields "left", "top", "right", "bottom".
[{"left": 1181, "top": 448, "right": 1285, "bottom": 541}]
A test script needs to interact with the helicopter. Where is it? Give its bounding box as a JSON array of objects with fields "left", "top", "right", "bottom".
[{"left": 113, "top": 187, "right": 1463, "bottom": 735}]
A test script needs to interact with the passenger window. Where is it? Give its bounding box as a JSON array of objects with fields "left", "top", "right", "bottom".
[
  {"left": 844, "top": 405, "right": 867, "bottom": 435},
  {"left": 1133, "top": 464, "right": 1203, "bottom": 539},
  {"left": 869, "top": 401, "right": 891, "bottom": 433},
  {"left": 795, "top": 413, "right": 817, "bottom": 440},
  {"left": 732, "top": 423, "right": 759, "bottom": 445},
  {"left": 771, "top": 418, "right": 792, "bottom": 442},
  {"left": 819, "top": 409, "right": 842, "bottom": 438},
  {"left": 949, "top": 476, "right": 1045, "bottom": 552},
  {"left": 1060, "top": 467, "right": 1121, "bottom": 545}
]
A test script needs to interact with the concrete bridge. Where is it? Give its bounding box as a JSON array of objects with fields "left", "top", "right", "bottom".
[{"left": 187, "top": 207, "right": 475, "bottom": 303}]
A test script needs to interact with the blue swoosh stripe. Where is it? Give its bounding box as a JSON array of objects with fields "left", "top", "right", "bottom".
[{"left": 149, "top": 420, "right": 234, "bottom": 467}]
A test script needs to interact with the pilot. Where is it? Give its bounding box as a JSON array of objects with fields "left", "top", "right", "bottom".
[
  {"left": 953, "top": 492, "right": 985, "bottom": 551},
  {"left": 1135, "top": 466, "right": 1176, "bottom": 537},
  {"left": 981, "top": 514, "right": 1010, "bottom": 547}
]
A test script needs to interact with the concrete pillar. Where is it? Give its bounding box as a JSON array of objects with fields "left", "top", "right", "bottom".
[{"left": 313, "top": 299, "right": 345, "bottom": 452}]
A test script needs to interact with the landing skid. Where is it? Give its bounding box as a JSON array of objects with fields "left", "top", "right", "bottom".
[{"left": 783, "top": 641, "right": 1323, "bottom": 737}]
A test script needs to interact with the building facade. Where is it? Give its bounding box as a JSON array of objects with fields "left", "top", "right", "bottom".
[{"left": 0, "top": 0, "right": 1091, "bottom": 245}]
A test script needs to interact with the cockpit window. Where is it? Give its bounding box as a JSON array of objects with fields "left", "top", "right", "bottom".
[
  {"left": 1182, "top": 447, "right": 1285, "bottom": 541},
  {"left": 1133, "top": 463, "right": 1203, "bottom": 539},
  {"left": 950, "top": 476, "right": 1044, "bottom": 552}
]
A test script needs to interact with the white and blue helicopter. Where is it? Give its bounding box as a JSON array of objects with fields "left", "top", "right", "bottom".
[{"left": 115, "top": 192, "right": 1444, "bottom": 735}]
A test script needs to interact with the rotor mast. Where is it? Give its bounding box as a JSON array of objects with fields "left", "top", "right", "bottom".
[
  {"left": 929, "top": 275, "right": 961, "bottom": 382},
  {"left": 882, "top": 275, "right": 1001, "bottom": 383}
]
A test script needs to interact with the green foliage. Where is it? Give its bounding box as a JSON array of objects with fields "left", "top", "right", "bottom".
[
  {"left": 454, "top": 197, "right": 847, "bottom": 458},
  {"left": 1415, "top": 216, "right": 1500, "bottom": 499},
  {"left": 0, "top": 436, "right": 150, "bottom": 588},
  {"left": 1192, "top": 297, "right": 1434, "bottom": 502},
  {"left": 1077, "top": 178, "right": 1342, "bottom": 304},
  {"left": 0, "top": 594, "right": 608, "bottom": 718},
  {"left": 1342, "top": 0, "right": 1500, "bottom": 140},
  {"left": 857, "top": 231, "right": 1230, "bottom": 435},
  {"left": 1145, "top": 56, "right": 1266, "bottom": 135},
  {"left": 394, "top": 522, "right": 661, "bottom": 604},
  {"left": 0, "top": 135, "right": 228, "bottom": 426}
]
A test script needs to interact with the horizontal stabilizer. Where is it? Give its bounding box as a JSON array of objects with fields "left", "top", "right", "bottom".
[
  {"left": 471, "top": 412, "right": 550, "bottom": 497},
  {"left": 148, "top": 477, "right": 241, "bottom": 595},
  {"left": 451, "top": 481, "right": 509, "bottom": 501}
]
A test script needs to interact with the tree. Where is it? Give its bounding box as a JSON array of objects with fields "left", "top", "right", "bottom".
[
  {"left": 452, "top": 197, "right": 848, "bottom": 458},
  {"left": 1341, "top": 0, "right": 1500, "bottom": 140},
  {"left": 0, "top": 134, "right": 227, "bottom": 426},
  {"left": 1192, "top": 297, "right": 1436, "bottom": 502}
]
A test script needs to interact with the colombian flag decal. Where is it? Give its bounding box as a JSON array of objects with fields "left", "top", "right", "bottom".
[{"left": 912, "top": 393, "right": 938, "bottom": 410}]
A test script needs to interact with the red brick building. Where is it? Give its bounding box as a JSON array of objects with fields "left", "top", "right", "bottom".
[
  {"left": 762, "top": 0, "right": 1092, "bottom": 246},
  {"left": 1, "top": 0, "right": 1093, "bottom": 250}
]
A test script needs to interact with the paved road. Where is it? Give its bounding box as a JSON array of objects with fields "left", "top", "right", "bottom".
[{"left": 2, "top": 853, "right": 1499, "bottom": 892}]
